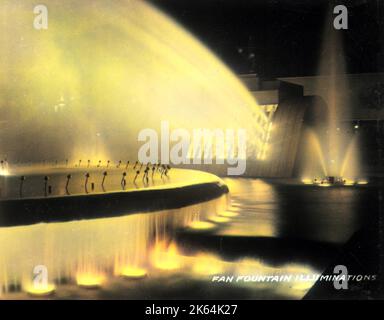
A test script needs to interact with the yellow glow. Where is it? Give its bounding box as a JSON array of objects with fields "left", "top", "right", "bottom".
[
  {"left": 192, "top": 254, "right": 224, "bottom": 275},
  {"left": 151, "top": 241, "right": 182, "bottom": 271},
  {"left": 344, "top": 179, "right": 355, "bottom": 186},
  {"left": 301, "top": 178, "right": 312, "bottom": 185},
  {"left": 76, "top": 273, "right": 105, "bottom": 288},
  {"left": 0, "top": 195, "right": 224, "bottom": 297},
  {"left": 318, "top": 183, "right": 331, "bottom": 187},
  {"left": 25, "top": 284, "right": 56, "bottom": 296},
  {"left": 188, "top": 221, "right": 216, "bottom": 230},
  {"left": 357, "top": 180, "right": 368, "bottom": 185},
  {"left": 209, "top": 216, "right": 230, "bottom": 223},
  {"left": 219, "top": 211, "right": 239, "bottom": 217},
  {"left": 0, "top": 168, "right": 10, "bottom": 176},
  {"left": 0, "top": 0, "right": 270, "bottom": 163},
  {"left": 119, "top": 266, "right": 147, "bottom": 279}
]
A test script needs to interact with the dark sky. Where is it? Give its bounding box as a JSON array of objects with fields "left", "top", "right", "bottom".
[{"left": 149, "top": 0, "right": 383, "bottom": 78}]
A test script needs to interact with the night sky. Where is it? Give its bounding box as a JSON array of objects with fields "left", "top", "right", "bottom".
[{"left": 149, "top": 0, "right": 383, "bottom": 78}]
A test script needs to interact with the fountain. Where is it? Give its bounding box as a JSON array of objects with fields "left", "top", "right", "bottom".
[
  {"left": 0, "top": 0, "right": 269, "bottom": 166},
  {"left": 301, "top": 12, "right": 365, "bottom": 186}
]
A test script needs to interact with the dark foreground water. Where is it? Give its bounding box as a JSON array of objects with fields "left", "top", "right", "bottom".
[{"left": 0, "top": 177, "right": 382, "bottom": 299}]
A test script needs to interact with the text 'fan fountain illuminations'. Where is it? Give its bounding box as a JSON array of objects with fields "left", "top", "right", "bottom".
[
  {"left": 0, "top": 0, "right": 269, "bottom": 166},
  {"left": 301, "top": 15, "right": 366, "bottom": 187}
]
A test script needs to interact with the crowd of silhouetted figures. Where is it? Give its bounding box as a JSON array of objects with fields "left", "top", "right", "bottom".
[{"left": 0, "top": 159, "right": 171, "bottom": 198}]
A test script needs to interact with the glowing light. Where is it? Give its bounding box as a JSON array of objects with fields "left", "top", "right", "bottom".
[
  {"left": 344, "top": 179, "right": 355, "bottom": 186},
  {"left": 209, "top": 216, "right": 230, "bottom": 223},
  {"left": 357, "top": 180, "right": 368, "bottom": 185},
  {"left": 301, "top": 178, "right": 312, "bottom": 185},
  {"left": 0, "top": 196, "right": 225, "bottom": 297},
  {"left": 188, "top": 221, "right": 216, "bottom": 230},
  {"left": 76, "top": 273, "right": 105, "bottom": 289},
  {"left": 25, "top": 284, "right": 56, "bottom": 296},
  {"left": 119, "top": 266, "right": 147, "bottom": 279},
  {"left": 318, "top": 183, "right": 331, "bottom": 187},
  {"left": 0, "top": 0, "right": 269, "bottom": 164},
  {"left": 219, "top": 211, "right": 239, "bottom": 217},
  {"left": 192, "top": 254, "right": 224, "bottom": 275},
  {"left": 151, "top": 241, "right": 182, "bottom": 271},
  {"left": 0, "top": 168, "right": 10, "bottom": 176}
]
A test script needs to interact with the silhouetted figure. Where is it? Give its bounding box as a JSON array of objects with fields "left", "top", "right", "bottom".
[
  {"left": 133, "top": 161, "right": 138, "bottom": 169},
  {"left": 91, "top": 182, "right": 95, "bottom": 191},
  {"left": 161, "top": 165, "right": 166, "bottom": 178},
  {"left": 97, "top": 160, "right": 101, "bottom": 168},
  {"left": 85, "top": 173, "right": 90, "bottom": 193},
  {"left": 151, "top": 165, "right": 156, "bottom": 179},
  {"left": 78, "top": 159, "right": 82, "bottom": 167},
  {"left": 1, "top": 160, "right": 4, "bottom": 170},
  {"left": 107, "top": 160, "right": 110, "bottom": 168},
  {"left": 166, "top": 165, "right": 171, "bottom": 177},
  {"left": 143, "top": 167, "right": 149, "bottom": 185},
  {"left": 48, "top": 185, "right": 52, "bottom": 194},
  {"left": 139, "top": 163, "right": 143, "bottom": 170},
  {"left": 125, "top": 160, "right": 130, "bottom": 169},
  {"left": 65, "top": 159, "right": 68, "bottom": 167},
  {"left": 44, "top": 176, "right": 49, "bottom": 197},
  {"left": 121, "top": 172, "right": 127, "bottom": 189},
  {"left": 142, "top": 167, "right": 148, "bottom": 181},
  {"left": 19, "top": 176, "right": 25, "bottom": 198},
  {"left": 134, "top": 170, "right": 140, "bottom": 183},
  {"left": 117, "top": 160, "right": 122, "bottom": 168},
  {"left": 66, "top": 174, "right": 71, "bottom": 195},
  {"left": 87, "top": 160, "right": 91, "bottom": 168},
  {"left": 102, "top": 171, "right": 108, "bottom": 192}
]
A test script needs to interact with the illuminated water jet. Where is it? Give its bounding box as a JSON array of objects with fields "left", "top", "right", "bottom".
[
  {"left": 151, "top": 241, "right": 182, "bottom": 271},
  {"left": 301, "top": 14, "right": 364, "bottom": 185},
  {"left": 0, "top": 0, "right": 269, "bottom": 164}
]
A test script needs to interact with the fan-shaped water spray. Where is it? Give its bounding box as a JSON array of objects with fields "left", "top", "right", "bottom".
[{"left": 0, "top": 0, "right": 268, "bottom": 164}]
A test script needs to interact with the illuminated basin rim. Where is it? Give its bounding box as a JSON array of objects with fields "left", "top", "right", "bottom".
[{"left": 0, "top": 181, "right": 228, "bottom": 227}]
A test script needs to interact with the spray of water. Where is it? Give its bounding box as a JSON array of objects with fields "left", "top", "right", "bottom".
[
  {"left": 301, "top": 10, "right": 362, "bottom": 181},
  {"left": 0, "top": 0, "right": 268, "bottom": 164}
]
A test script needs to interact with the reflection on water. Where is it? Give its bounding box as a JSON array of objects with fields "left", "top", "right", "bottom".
[
  {"left": 0, "top": 196, "right": 226, "bottom": 297},
  {"left": 221, "top": 178, "right": 278, "bottom": 237},
  {"left": 0, "top": 177, "right": 376, "bottom": 299},
  {"left": 222, "top": 178, "right": 366, "bottom": 244}
]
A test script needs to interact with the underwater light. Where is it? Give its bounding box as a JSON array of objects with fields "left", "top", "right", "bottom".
[
  {"left": 26, "top": 284, "right": 56, "bottom": 296},
  {"left": 76, "top": 273, "right": 105, "bottom": 289},
  {"left": 151, "top": 241, "right": 182, "bottom": 271},
  {"left": 209, "top": 216, "right": 231, "bottom": 223},
  {"left": 120, "top": 267, "right": 147, "bottom": 279},
  {"left": 0, "top": 168, "right": 10, "bottom": 176},
  {"left": 219, "top": 211, "right": 239, "bottom": 218},
  {"left": 188, "top": 221, "right": 216, "bottom": 230}
]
